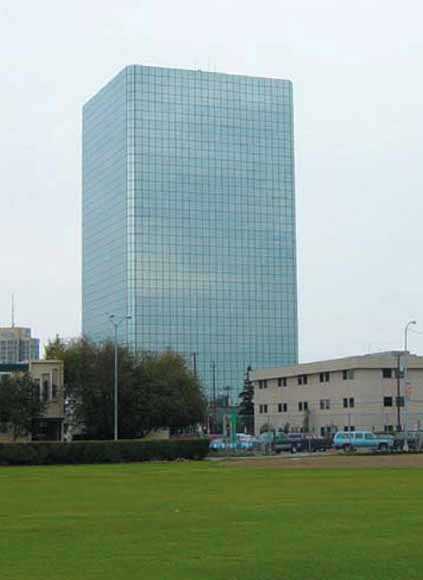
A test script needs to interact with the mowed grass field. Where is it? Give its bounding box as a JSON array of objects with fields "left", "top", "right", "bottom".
[{"left": 1, "top": 460, "right": 423, "bottom": 580}]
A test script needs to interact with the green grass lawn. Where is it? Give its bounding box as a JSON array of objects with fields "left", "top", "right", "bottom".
[{"left": 1, "top": 461, "right": 423, "bottom": 580}]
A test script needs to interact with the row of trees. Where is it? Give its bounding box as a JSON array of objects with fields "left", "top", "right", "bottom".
[
  {"left": 0, "top": 338, "right": 256, "bottom": 440},
  {"left": 45, "top": 337, "right": 207, "bottom": 440},
  {"left": 0, "top": 338, "right": 207, "bottom": 441}
]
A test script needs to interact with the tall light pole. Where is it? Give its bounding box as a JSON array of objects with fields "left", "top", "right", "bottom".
[
  {"left": 211, "top": 361, "right": 216, "bottom": 433},
  {"left": 109, "top": 314, "right": 131, "bottom": 441},
  {"left": 403, "top": 319, "right": 416, "bottom": 451}
]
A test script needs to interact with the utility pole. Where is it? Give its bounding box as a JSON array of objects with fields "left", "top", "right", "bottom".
[
  {"left": 403, "top": 320, "right": 416, "bottom": 451},
  {"left": 11, "top": 293, "right": 15, "bottom": 327},
  {"left": 212, "top": 361, "right": 216, "bottom": 433},
  {"left": 192, "top": 352, "right": 197, "bottom": 379},
  {"left": 396, "top": 352, "right": 401, "bottom": 432},
  {"left": 212, "top": 361, "right": 216, "bottom": 406},
  {"left": 109, "top": 314, "right": 131, "bottom": 441},
  {"left": 223, "top": 385, "right": 231, "bottom": 408},
  {"left": 113, "top": 322, "right": 118, "bottom": 440}
]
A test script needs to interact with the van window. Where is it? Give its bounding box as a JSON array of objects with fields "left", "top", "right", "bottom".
[
  {"left": 355, "top": 432, "right": 364, "bottom": 439},
  {"left": 365, "top": 433, "right": 374, "bottom": 439}
]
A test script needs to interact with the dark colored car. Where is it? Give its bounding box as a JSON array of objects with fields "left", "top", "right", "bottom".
[
  {"left": 393, "top": 431, "right": 423, "bottom": 451},
  {"left": 272, "top": 433, "right": 330, "bottom": 453}
]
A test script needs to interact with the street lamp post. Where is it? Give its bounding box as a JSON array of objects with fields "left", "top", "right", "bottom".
[
  {"left": 109, "top": 314, "right": 131, "bottom": 441},
  {"left": 212, "top": 361, "right": 217, "bottom": 436},
  {"left": 403, "top": 320, "right": 416, "bottom": 452}
]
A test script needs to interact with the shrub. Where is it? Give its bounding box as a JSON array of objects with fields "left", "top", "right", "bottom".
[{"left": 0, "top": 438, "right": 210, "bottom": 466}]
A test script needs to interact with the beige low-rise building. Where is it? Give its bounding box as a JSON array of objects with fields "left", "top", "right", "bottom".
[
  {"left": 252, "top": 352, "right": 423, "bottom": 437},
  {"left": 0, "top": 359, "right": 64, "bottom": 442}
]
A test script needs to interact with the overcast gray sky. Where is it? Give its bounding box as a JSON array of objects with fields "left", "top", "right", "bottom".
[{"left": 1, "top": 0, "right": 423, "bottom": 361}]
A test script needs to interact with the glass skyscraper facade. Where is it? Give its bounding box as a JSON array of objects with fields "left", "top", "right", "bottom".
[{"left": 82, "top": 65, "right": 298, "bottom": 397}]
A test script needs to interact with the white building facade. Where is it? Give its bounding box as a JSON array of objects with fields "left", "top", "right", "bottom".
[{"left": 252, "top": 352, "right": 423, "bottom": 437}]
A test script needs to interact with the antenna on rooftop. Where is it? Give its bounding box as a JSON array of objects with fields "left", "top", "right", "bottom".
[{"left": 11, "top": 293, "right": 15, "bottom": 328}]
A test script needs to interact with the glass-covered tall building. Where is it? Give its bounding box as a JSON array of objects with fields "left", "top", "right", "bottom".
[{"left": 82, "top": 65, "right": 298, "bottom": 397}]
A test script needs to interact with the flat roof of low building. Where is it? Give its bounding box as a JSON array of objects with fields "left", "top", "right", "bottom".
[
  {"left": 0, "top": 361, "right": 63, "bottom": 373},
  {"left": 0, "top": 363, "right": 28, "bottom": 373},
  {"left": 251, "top": 351, "right": 423, "bottom": 380}
]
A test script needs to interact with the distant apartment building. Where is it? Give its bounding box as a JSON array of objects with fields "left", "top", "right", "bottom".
[
  {"left": 252, "top": 352, "right": 423, "bottom": 436},
  {"left": 0, "top": 359, "right": 64, "bottom": 442},
  {"left": 0, "top": 327, "right": 40, "bottom": 363}
]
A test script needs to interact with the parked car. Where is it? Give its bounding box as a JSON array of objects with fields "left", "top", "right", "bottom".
[
  {"left": 237, "top": 435, "right": 255, "bottom": 450},
  {"left": 237, "top": 433, "right": 254, "bottom": 443},
  {"left": 210, "top": 438, "right": 226, "bottom": 450},
  {"left": 393, "top": 431, "right": 423, "bottom": 450},
  {"left": 258, "top": 431, "right": 275, "bottom": 444},
  {"left": 273, "top": 433, "right": 330, "bottom": 453},
  {"left": 333, "top": 431, "right": 393, "bottom": 451},
  {"left": 209, "top": 434, "right": 257, "bottom": 451}
]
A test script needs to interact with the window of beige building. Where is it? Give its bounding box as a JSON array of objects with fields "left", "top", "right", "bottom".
[
  {"left": 320, "top": 399, "right": 330, "bottom": 410},
  {"left": 34, "top": 378, "right": 41, "bottom": 400},
  {"left": 42, "top": 373, "right": 50, "bottom": 402},
  {"left": 384, "top": 396, "right": 393, "bottom": 407},
  {"left": 52, "top": 369, "right": 59, "bottom": 399},
  {"left": 343, "top": 397, "right": 355, "bottom": 408}
]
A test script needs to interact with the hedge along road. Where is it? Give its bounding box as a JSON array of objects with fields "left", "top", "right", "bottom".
[
  {"left": 1, "top": 461, "right": 423, "bottom": 580},
  {"left": 0, "top": 439, "right": 209, "bottom": 465}
]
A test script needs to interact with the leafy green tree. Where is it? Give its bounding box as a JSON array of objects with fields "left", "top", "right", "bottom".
[
  {"left": 0, "top": 373, "right": 47, "bottom": 440},
  {"left": 131, "top": 351, "right": 206, "bottom": 436},
  {"left": 44, "top": 338, "right": 207, "bottom": 439}
]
